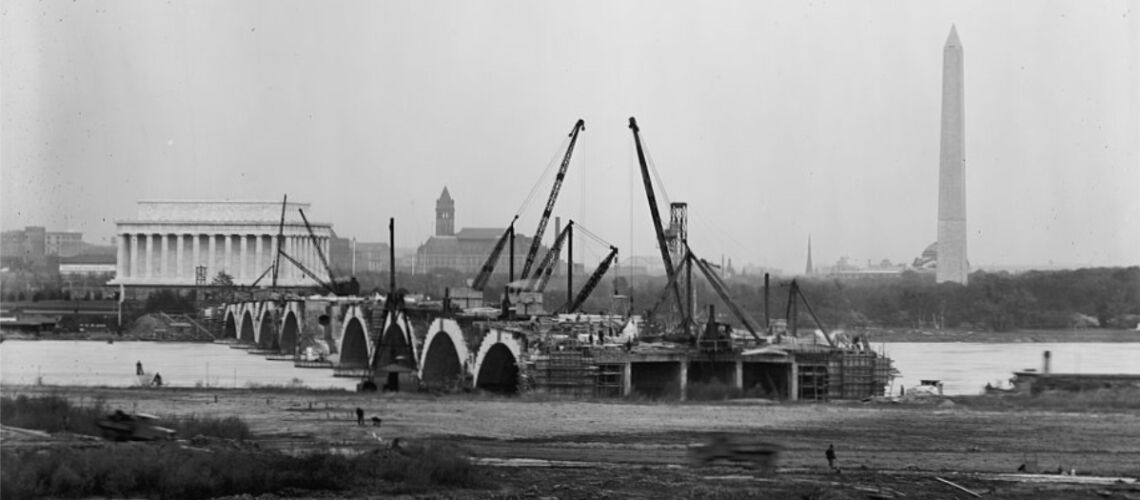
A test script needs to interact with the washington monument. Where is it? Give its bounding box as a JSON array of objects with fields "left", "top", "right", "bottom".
[{"left": 937, "top": 25, "right": 968, "bottom": 284}]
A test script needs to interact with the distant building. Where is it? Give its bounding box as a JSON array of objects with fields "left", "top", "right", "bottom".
[
  {"left": 109, "top": 200, "right": 333, "bottom": 289},
  {"left": 822, "top": 256, "right": 906, "bottom": 281},
  {"left": 59, "top": 253, "right": 117, "bottom": 276},
  {"left": 329, "top": 236, "right": 391, "bottom": 274},
  {"left": 415, "top": 187, "right": 546, "bottom": 276},
  {"left": 1, "top": 226, "right": 89, "bottom": 266}
]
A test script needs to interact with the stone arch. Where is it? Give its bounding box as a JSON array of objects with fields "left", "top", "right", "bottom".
[
  {"left": 240, "top": 310, "right": 255, "bottom": 343},
  {"left": 224, "top": 309, "right": 238, "bottom": 339},
  {"left": 419, "top": 319, "right": 470, "bottom": 389},
  {"left": 340, "top": 316, "right": 369, "bottom": 368},
  {"left": 257, "top": 308, "right": 278, "bottom": 350},
  {"left": 372, "top": 315, "right": 412, "bottom": 371},
  {"left": 472, "top": 329, "right": 523, "bottom": 395},
  {"left": 280, "top": 310, "right": 300, "bottom": 355}
]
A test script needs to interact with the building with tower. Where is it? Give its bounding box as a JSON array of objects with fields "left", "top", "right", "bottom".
[
  {"left": 416, "top": 187, "right": 546, "bottom": 276},
  {"left": 436, "top": 187, "right": 455, "bottom": 236},
  {"left": 936, "top": 25, "right": 969, "bottom": 284}
]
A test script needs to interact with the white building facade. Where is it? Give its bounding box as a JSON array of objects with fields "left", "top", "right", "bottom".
[{"left": 110, "top": 200, "right": 334, "bottom": 288}]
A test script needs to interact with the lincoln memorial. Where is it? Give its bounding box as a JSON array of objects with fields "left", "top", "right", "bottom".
[{"left": 110, "top": 200, "right": 333, "bottom": 288}]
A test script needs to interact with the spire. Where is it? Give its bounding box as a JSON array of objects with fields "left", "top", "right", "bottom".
[
  {"left": 439, "top": 186, "right": 452, "bottom": 202},
  {"left": 805, "top": 235, "right": 813, "bottom": 275},
  {"left": 945, "top": 24, "right": 961, "bottom": 49}
]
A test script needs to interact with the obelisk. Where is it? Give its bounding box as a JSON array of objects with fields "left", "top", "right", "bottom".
[{"left": 937, "top": 25, "right": 968, "bottom": 284}]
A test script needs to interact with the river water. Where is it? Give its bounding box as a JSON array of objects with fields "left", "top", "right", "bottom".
[{"left": 1, "top": 341, "right": 1137, "bottom": 395}]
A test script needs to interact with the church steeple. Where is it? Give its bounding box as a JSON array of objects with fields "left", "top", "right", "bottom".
[{"left": 435, "top": 187, "right": 455, "bottom": 236}]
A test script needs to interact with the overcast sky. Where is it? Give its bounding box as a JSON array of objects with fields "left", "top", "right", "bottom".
[{"left": 2, "top": 0, "right": 1137, "bottom": 273}]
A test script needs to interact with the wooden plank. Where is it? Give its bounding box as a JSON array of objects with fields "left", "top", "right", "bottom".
[{"left": 934, "top": 477, "right": 982, "bottom": 498}]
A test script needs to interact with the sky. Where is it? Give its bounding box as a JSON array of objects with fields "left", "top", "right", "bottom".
[{"left": 2, "top": 0, "right": 1137, "bottom": 273}]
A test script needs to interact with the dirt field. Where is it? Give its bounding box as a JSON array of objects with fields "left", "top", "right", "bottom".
[{"left": 4, "top": 385, "right": 1139, "bottom": 499}]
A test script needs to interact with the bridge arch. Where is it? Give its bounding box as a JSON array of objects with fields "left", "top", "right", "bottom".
[
  {"left": 340, "top": 316, "right": 370, "bottom": 368},
  {"left": 256, "top": 307, "right": 278, "bottom": 350},
  {"left": 240, "top": 310, "right": 255, "bottom": 343},
  {"left": 280, "top": 310, "right": 300, "bottom": 355},
  {"left": 419, "top": 318, "right": 470, "bottom": 390},
  {"left": 223, "top": 309, "right": 238, "bottom": 339},
  {"left": 472, "top": 329, "right": 523, "bottom": 395}
]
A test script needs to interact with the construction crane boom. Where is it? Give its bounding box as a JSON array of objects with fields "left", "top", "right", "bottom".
[
  {"left": 521, "top": 119, "right": 585, "bottom": 280},
  {"left": 471, "top": 216, "right": 518, "bottom": 291},
  {"left": 278, "top": 251, "right": 335, "bottom": 295},
  {"left": 527, "top": 220, "right": 572, "bottom": 292},
  {"left": 298, "top": 208, "right": 338, "bottom": 292},
  {"left": 691, "top": 254, "right": 762, "bottom": 341},
  {"left": 270, "top": 194, "right": 287, "bottom": 288},
  {"left": 629, "top": 117, "right": 687, "bottom": 328},
  {"left": 559, "top": 246, "right": 618, "bottom": 313}
]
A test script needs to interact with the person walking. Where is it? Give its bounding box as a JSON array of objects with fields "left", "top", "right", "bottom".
[
  {"left": 152, "top": 373, "right": 163, "bottom": 387},
  {"left": 826, "top": 444, "right": 837, "bottom": 470},
  {"left": 355, "top": 407, "right": 364, "bottom": 426},
  {"left": 136, "top": 361, "right": 144, "bottom": 375}
]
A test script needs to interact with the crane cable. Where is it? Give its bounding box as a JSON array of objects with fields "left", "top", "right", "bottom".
[
  {"left": 515, "top": 134, "right": 572, "bottom": 217},
  {"left": 574, "top": 222, "right": 612, "bottom": 249},
  {"left": 639, "top": 133, "right": 672, "bottom": 209}
]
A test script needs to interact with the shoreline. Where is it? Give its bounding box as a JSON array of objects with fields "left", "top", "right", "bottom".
[{"left": 5, "top": 327, "right": 1139, "bottom": 344}]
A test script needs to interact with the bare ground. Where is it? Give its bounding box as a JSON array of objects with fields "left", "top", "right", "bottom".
[{"left": 4, "top": 385, "right": 1139, "bottom": 499}]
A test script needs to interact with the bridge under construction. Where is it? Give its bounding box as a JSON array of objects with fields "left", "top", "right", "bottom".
[{"left": 214, "top": 117, "right": 892, "bottom": 401}]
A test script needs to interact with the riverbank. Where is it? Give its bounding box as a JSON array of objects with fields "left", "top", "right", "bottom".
[
  {"left": 3, "top": 384, "right": 1137, "bottom": 499},
  {"left": 864, "top": 327, "right": 1140, "bottom": 343},
  {"left": 6, "top": 327, "right": 1139, "bottom": 344}
]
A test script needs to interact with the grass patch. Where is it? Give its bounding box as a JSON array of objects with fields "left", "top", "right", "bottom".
[
  {"left": 0, "top": 442, "right": 485, "bottom": 500},
  {"left": 0, "top": 395, "right": 251, "bottom": 440}
]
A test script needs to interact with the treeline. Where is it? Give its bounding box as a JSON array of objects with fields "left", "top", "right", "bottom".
[{"left": 600, "top": 267, "right": 1139, "bottom": 332}]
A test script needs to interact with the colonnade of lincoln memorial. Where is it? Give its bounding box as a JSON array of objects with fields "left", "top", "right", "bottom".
[{"left": 115, "top": 231, "right": 329, "bottom": 286}]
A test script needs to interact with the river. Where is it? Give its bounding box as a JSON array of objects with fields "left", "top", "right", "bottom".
[{"left": 1, "top": 340, "right": 1138, "bottom": 395}]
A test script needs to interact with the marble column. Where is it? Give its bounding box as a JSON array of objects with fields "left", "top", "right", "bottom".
[
  {"left": 130, "top": 234, "right": 139, "bottom": 278},
  {"left": 255, "top": 234, "right": 264, "bottom": 280},
  {"left": 228, "top": 233, "right": 237, "bottom": 275},
  {"left": 117, "top": 234, "right": 128, "bottom": 279},
  {"left": 159, "top": 234, "right": 169, "bottom": 280},
  {"left": 192, "top": 234, "right": 201, "bottom": 282},
  {"left": 144, "top": 234, "right": 153, "bottom": 278},
  {"left": 240, "top": 234, "right": 249, "bottom": 281},
  {"left": 208, "top": 235, "right": 217, "bottom": 278},
  {"left": 176, "top": 234, "right": 185, "bottom": 281}
]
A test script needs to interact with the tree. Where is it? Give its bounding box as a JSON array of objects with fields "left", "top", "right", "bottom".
[{"left": 211, "top": 271, "right": 237, "bottom": 302}]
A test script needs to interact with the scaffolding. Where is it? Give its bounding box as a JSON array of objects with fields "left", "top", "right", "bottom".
[{"left": 531, "top": 350, "right": 597, "bottom": 397}]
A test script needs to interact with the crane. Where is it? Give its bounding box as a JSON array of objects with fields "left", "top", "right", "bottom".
[
  {"left": 470, "top": 216, "right": 518, "bottom": 291},
  {"left": 629, "top": 117, "right": 688, "bottom": 330},
  {"left": 270, "top": 194, "right": 287, "bottom": 288},
  {"left": 558, "top": 245, "right": 619, "bottom": 314},
  {"left": 520, "top": 119, "right": 585, "bottom": 280},
  {"left": 525, "top": 220, "right": 572, "bottom": 292},
  {"left": 298, "top": 208, "right": 342, "bottom": 293},
  {"left": 785, "top": 280, "right": 835, "bottom": 347}
]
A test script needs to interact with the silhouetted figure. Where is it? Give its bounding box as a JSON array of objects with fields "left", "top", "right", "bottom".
[
  {"left": 826, "top": 444, "right": 837, "bottom": 470},
  {"left": 152, "top": 373, "right": 163, "bottom": 387},
  {"left": 355, "top": 407, "right": 364, "bottom": 426},
  {"left": 136, "top": 361, "right": 144, "bottom": 375}
]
